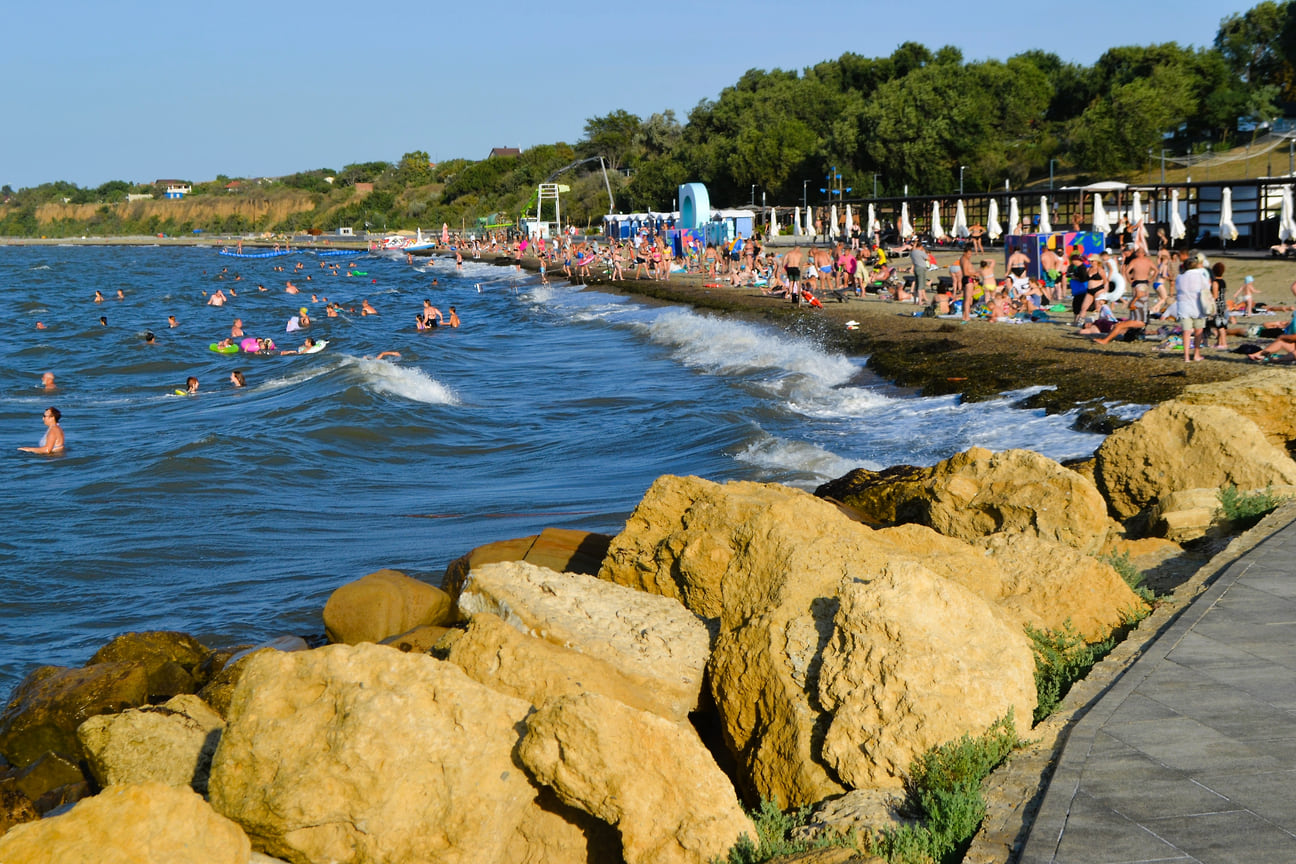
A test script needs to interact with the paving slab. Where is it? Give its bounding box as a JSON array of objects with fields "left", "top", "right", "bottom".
[{"left": 1019, "top": 512, "right": 1296, "bottom": 863}]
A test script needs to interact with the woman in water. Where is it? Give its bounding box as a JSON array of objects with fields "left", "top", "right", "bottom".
[{"left": 20, "top": 407, "right": 65, "bottom": 454}]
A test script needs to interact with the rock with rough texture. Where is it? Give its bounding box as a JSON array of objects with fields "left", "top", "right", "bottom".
[
  {"left": 196, "top": 638, "right": 309, "bottom": 719},
  {"left": 442, "top": 529, "right": 613, "bottom": 603},
  {"left": 380, "top": 623, "right": 454, "bottom": 653},
  {"left": 0, "top": 662, "right": 149, "bottom": 769},
  {"left": 600, "top": 476, "right": 1045, "bottom": 807},
  {"left": 77, "top": 694, "right": 225, "bottom": 793},
  {"left": 1177, "top": 368, "right": 1296, "bottom": 447},
  {"left": 518, "top": 692, "right": 755, "bottom": 864},
  {"left": 0, "top": 779, "right": 38, "bottom": 835},
  {"left": 323, "top": 568, "right": 453, "bottom": 645},
  {"left": 0, "top": 782, "right": 250, "bottom": 864},
  {"left": 815, "top": 448, "right": 1112, "bottom": 554},
  {"left": 458, "top": 561, "right": 712, "bottom": 717},
  {"left": 208, "top": 643, "right": 547, "bottom": 864},
  {"left": 1095, "top": 401, "right": 1296, "bottom": 519},
  {"left": 1150, "top": 488, "right": 1227, "bottom": 541},
  {"left": 87, "top": 631, "right": 210, "bottom": 699},
  {"left": 816, "top": 564, "right": 1037, "bottom": 788},
  {"left": 975, "top": 533, "right": 1147, "bottom": 641},
  {"left": 505, "top": 787, "right": 624, "bottom": 864},
  {"left": 446, "top": 611, "right": 695, "bottom": 721},
  {"left": 11, "top": 751, "right": 85, "bottom": 811},
  {"left": 796, "top": 789, "right": 916, "bottom": 845}
]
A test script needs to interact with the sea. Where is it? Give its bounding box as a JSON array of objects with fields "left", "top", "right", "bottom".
[{"left": 0, "top": 244, "right": 1141, "bottom": 696}]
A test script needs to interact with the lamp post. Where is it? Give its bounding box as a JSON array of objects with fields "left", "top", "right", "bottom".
[
  {"left": 959, "top": 165, "right": 965, "bottom": 196},
  {"left": 872, "top": 173, "right": 879, "bottom": 199},
  {"left": 802, "top": 180, "right": 808, "bottom": 208},
  {"left": 750, "top": 185, "right": 756, "bottom": 206},
  {"left": 1049, "top": 159, "right": 1056, "bottom": 190}
]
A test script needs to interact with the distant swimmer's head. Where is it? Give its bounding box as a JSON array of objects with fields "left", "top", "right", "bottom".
[
  {"left": 299, "top": 308, "right": 307, "bottom": 316},
  {"left": 41, "top": 372, "right": 55, "bottom": 390},
  {"left": 144, "top": 331, "right": 156, "bottom": 344}
]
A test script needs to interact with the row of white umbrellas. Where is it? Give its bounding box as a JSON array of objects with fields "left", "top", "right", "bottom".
[{"left": 782, "top": 187, "right": 1261, "bottom": 246}]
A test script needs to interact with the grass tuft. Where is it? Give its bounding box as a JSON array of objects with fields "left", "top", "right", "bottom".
[
  {"left": 1027, "top": 622, "right": 1114, "bottom": 724},
  {"left": 712, "top": 797, "right": 854, "bottom": 864},
  {"left": 1218, "top": 484, "right": 1287, "bottom": 531}
]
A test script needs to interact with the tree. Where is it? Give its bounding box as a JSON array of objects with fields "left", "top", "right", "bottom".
[
  {"left": 1216, "top": 1, "right": 1288, "bottom": 84},
  {"left": 578, "top": 110, "right": 643, "bottom": 170},
  {"left": 396, "top": 151, "right": 434, "bottom": 187}
]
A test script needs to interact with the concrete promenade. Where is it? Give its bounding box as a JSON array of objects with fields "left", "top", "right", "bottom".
[{"left": 1019, "top": 511, "right": 1296, "bottom": 863}]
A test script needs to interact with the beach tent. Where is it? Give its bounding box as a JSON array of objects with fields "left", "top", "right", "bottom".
[
  {"left": 1038, "top": 196, "right": 1052, "bottom": 233},
  {"left": 1219, "top": 188, "right": 1239, "bottom": 244},
  {"left": 987, "top": 199, "right": 1002, "bottom": 240},
  {"left": 1169, "top": 190, "right": 1186, "bottom": 241},
  {"left": 931, "top": 201, "right": 946, "bottom": 240},
  {"left": 844, "top": 204, "right": 853, "bottom": 241},
  {"left": 1282, "top": 188, "right": 1296, "bottom": 242},
  {"left": 793, "top": 206, "right": 802, "bottom": 236},
  {"left": 1008, "top": 198, "right": 1020, "bottom": 235},
  {"left": 953, "top": 200, "right": 970, "bottom": 238},
  {"left": 1092, "top": 194, "right": 1112, "bottom": 234},
  {"left": 1131, "top": 191, "right": 1144, "bottom": 226},
  {"left": 899, "top": 201, "right": 911, "bottom": 239}
]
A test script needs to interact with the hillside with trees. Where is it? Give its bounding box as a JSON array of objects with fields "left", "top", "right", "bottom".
[{"left": 2, "top": 1, "right": 1292, "bottom": 238}]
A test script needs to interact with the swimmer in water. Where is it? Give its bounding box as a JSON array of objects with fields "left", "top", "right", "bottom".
[
  {"left": 116, "top": 289, "right": 125, "bottom": 300},
  {"left": 375, "top": 351, "right": 401, "bottom": 360},
  {"left": 230, "top": 370, "right": 246, "bottom": 388},
  {"left": 41, "top": 372, "right": 56, "bottom": 391},
  {"left": 94, "top": 290, "right": 104, "bottom": 303},
  {"left": 185, "top": 376, "right": 199, "bottom": 394},
  {"left": 99, "top": 316, "right": 107, "bottom": 326},
  {"left": 168, "top": 315, "right": 177, "bottom": 328},
  {"left": 35, "top": 322, "right": 45, "bottom": 330},
  {"left": 231, "top": 318, "right": 244, "bottom": 338},
  {"left": 447, "top": 306, "right": 460, "bottom": 327},
  {"left": 19, "top": 407, "right": 64, "bottom": 454},
  {"left": 144, "top": 331, "right": 156, "bottom": 345},
  {"left": 361, "top": 299, "right": 377, "bottom": 316},
  {"left": 280, "top": 337, "right": 317, "bottom": 355}
]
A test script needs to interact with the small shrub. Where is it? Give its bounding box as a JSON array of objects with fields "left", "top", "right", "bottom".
[
  {"left": 713, "top": 797, "right": 853, "bottom": 864},
  {"left": 1218, "top": 484, "right": 1287, "bottom": 530},
  {"left": 872, "top": 714, "right": 1025, "bottom": 864},
  {"left": 1028, "top": 623, "right": 1114, "bottom": 724},
  {"left": 1099, "top": 550, "right": 1154, "bottom": 605}
]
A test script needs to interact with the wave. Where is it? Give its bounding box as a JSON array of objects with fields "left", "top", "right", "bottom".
[
  {"left": 735, "top": 432, "right": 867, "bottom": 485},
  {"left": 341, "top": 356, "right": 458, "bottom": 405}
]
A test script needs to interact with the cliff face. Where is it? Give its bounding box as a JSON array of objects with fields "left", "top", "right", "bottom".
[{"left": 32, "top": 193, "right": 317, "bottom": 227}]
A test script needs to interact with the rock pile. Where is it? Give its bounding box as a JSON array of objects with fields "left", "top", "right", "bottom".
[{"left": 7, "top": 371, "right": 1294, "bottom": 862}]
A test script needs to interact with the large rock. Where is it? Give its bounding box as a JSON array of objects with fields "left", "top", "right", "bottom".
[
  {"left": 0, "top": 780, "right": 38, "bottom": 835},
  {"left": 975, "top": 533, "right": 1146, "bottom": 641},
  {"left": 442, "top": 528, "right": 613, "bottom": 603},
  {"left": 815, "top": 448, "right": 1112, "bottom": 554},
  {"left": 518, "top": 692, "right": 755, "bottom": 864},
  {"left": 208, "top": 643, "right": 551, "bottom": 864},
  {"left": 458, "top": 561, "right": 712, "bottom": 717},
  {"left": 10, "top": 751, "right": 86, "bottom": 813},
  {"left": 197, "top": 637, "right": 310, "bottom": 719},
  {"left": 0, "top": 782, "right": 250, "bottom": 864},
  {"left": 1177, "top": 368, "right": 1296, "bottom": 448},
  {"left": 87, "top": 631, "right": 210, "bottom": 699},
  {"left": 322, "top": 568, "right": 452, "bottom": 645},
  {"left": 1095, "top": 401, "right": 1296, "bottom": 519},
  {"left": 599, "top": 476, "right": 1046, "bottom": 807},
  {"left": 446, "top": 611, "right": 698, "bottom": 721},
  {"left": 816, "top": 563, "right": 1037, "bottom": 788},
  {"left": 77, "top": 694, "right": 225, "bottom": 793},
  {"left": 0, "top": 662, "right": 149, "bottom": 769}
]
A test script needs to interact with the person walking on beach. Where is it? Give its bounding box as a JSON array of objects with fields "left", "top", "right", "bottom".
[
  {"left": 910, "top": 240, "right": 931, "bottom": 307},
  {"left": 20, "top": 407, "right": 65, "bottom": 454},
  {"left": 1175, "top": 252, "right": 1211, "bottom": 363},
  {"left": 782, "top": 247, "right": 804, "bottom": 301},
  {"left": 958, "top": 247, "right": 976, "bottom": 320}
]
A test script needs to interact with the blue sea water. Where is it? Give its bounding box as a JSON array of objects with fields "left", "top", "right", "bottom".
[{"left": 0, "top": 245, "right": 1123, "bottom": 695}]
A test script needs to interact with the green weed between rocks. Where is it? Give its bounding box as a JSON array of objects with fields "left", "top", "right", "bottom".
[
  {"left": 870, "top": 714, "right": 1025, "bottom": 864},
  {"left": 1027, "top": 623, "right": 1115, "bottom": 724},
  {"left": 712, "top": 797, "right": 854, "bottom": 864},
  {"left": 1099, "top": 550, "right": 1155, "bottom": 605},
  {"left": 1218, "top": 484, "right": 1287, "bottom": 531}
]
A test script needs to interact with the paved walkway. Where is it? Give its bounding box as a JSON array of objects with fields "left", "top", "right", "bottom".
[{"left": 1019, "top": 515, "right": 1296, "bottom": 863}]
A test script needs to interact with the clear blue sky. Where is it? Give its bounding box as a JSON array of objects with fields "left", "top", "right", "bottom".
[{"left": 0, "top": 0, "right": 1257, "bottom": 190}]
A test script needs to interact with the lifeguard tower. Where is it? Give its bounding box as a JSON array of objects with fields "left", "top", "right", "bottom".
[{"left": 522, "top": 183, "right": 569, "bottom": 238}]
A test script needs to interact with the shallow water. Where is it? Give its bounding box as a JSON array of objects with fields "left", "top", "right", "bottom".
[{"left": 0, "top": 245, "right": 1126, "bottom": 694}]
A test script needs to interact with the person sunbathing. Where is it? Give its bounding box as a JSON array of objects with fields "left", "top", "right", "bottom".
[{"left": 1249, "top": 332, "right": 1296, "bottom": 361}]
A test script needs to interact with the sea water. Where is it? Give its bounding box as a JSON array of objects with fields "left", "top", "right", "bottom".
[{"left": 0, "top": 245, "right": 1126, "bottom": 694}]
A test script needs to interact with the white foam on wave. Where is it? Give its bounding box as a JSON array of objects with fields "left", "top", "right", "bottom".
[
  {"left": 643, "top": 308, "right": 860, "bottom": 386},
  {"left": 347, "top": 356, "right": 458, "bottom": 405},
  {"left": 735, "top": 433, "right": 869, "bottom": 486}
]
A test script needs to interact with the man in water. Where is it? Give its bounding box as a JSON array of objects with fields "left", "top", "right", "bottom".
[
  {"left": 208, "top": 289, "right": 227, "bottom": 307},
  {"left": 231, "top": 318, "right": 244, "bottom": 338},
  {"left": 280, "top": 337, "right": 318, "bottom": 355},
  {"left": 447, "top": 306, "right": 460, "bottom": 327},
  {"left": 168, "top": 315, "right": 178, "bottom": 328},
  {"left": 41, "top": 372, "right": 56, "bottom": 391},
  {"left": 19, "top": 407, "right": 64, "bottom": 454}
]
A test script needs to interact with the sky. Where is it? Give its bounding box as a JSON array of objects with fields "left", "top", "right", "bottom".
[{"left": 0, "top": 0, "right": 1259, "bottom": 190}]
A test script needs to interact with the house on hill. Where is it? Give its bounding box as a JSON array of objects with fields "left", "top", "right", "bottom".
[
  {"left": 488, "top": 147, "right": 520, "bottom": 158},
  {"left": 156, "top": 180, "right": 192, "bottom": 199}
]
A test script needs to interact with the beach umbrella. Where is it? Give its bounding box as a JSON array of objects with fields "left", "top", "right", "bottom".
[
  {"left": 899, "top": 201, "right": 911, "bottom": 238},
  {"left": 987, "top": 199, "right": 1002, "bottom": 240},
  {"left": 1038, "top": 196, "right": 1052, "bottom": 234},
  {"left": 953, "top": 200, "right": 970, "bottom": 238},
  {"left": 1219, "top": 188, "right": 1239, "bottom": 244},
  {"left": 1092, "top": 194, "right": 1112, "bottom": 234},
  {"left": 829, "top": 204, "right": 838, "bottom": 241},
  {"left": 1131, "top": 191, "right": 1144, "bottom": 226},
  {"left": 1283, "top": 187, "right": 1296, "bottom": 242},
  {"left": 441, "top": 222, "right": 449, "bottom": 244},
  {"left": 793, "top": 206, "right": 802, "bottom": 236},
  {"left": 931, "top": 201, "right": 946, "bottom": 240},
  {"left": 844, "top": 204, "right": 853, "bottom": 241},
  {"left": 1007, "top": 197, "right": 1020, "bottom": 235},
  {"left": 1169, "top": 190, "right": 1186, "bottom": 241},
  {"left": 768, "top": 207, "right": 777, "bottom": 238},
  {"left": 804, "top": 206, "right": 814, "bottom": 237},
  {"left": 867, "top": 203, "right": 880, "bottom": 241}
]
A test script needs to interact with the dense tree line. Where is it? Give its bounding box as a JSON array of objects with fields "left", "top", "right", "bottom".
[{"left": 2, "top": 1, "right": 1293, "bottom": 236}]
